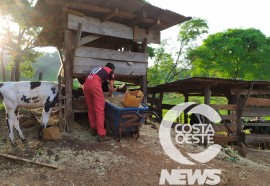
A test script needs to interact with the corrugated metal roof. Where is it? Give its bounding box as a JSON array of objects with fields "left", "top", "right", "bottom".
[
  {"left": 150, "top": 77, "right": 270, "bottom": 95},
  {"left": 187, "top": 76, "right": 270, "bottom": 83}
]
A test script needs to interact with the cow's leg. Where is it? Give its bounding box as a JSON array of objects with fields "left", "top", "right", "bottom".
[
  {"left": 13, "top": 109, "right": 31, "bottom": 152},
  {"left": 13, "top": 109, "right": 26, "bottom": 142},
  {"left": 38, "top": 108, "right": 52, "bottom": 139},
  {"left": 5, "top": 108, "right": 17, "bottom": 146}
]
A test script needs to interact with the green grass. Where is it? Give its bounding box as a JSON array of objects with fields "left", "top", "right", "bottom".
[
  {"left": 162, "top": 93, "right": 227, "bottom": 105},
  {"left": 159, "top": 93, "right": 228, "bottom": 121},
  {"left": 0, "top": 101, "right": 5, "bottom": 113}
]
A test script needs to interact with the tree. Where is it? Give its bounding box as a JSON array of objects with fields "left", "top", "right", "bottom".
[
  {"left": 189, "top": 28, "right": 270, "bottom": 80},
  {"left": 0, "top": 0, "right": 41, "bottom": 81},
  {"left": 147, "top": 18, "right": 209, "bottom": 86},
  {"left": 147, "top": 40, "right": 175, "bottom": 86}
]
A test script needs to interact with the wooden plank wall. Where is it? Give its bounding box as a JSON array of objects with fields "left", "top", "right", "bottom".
[
  {"left": 147, "top": 90, "right": 163, "bottom": 119},
  {"left": 68, "top": 14, "right": 160, "bottom": 44},
  {"left": 241, "top": 97, "right": 270, "bottom": 117},
  {"left": 211, "top": 104, "right": 237, "bottom": 124},
  {"left": 73, "top": 46, "right": 148, "bottom": 77}
]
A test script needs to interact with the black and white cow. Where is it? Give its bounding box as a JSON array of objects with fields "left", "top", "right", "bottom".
[
  {"left": 0, "top": 81, "right": 59, "bottom": 145},
  {"left": 189, "top": 113, "right": 206, "bottom": 125}
]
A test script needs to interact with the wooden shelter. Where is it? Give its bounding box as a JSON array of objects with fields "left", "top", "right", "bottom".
[
  {"left": 30, "top": 0, "right": 191, "bottom": 130},
  {"left": 148, "top": 77, "right": 270, "bottom": 147}
]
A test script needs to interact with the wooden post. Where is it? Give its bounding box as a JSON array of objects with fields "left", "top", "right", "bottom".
[
  {"left": 57, "top": 48, "right": 65, "bottom": 130},
  {"left": 141, "top": 38, "right": 148, "bottom": 53},
  {"left": 38, "top": 72, "right": 43, "bottom": 81},
  {"left": 204, "top": 87, "right": 211, "bottom": 127},
  {"left": 184, "top": 94, "right": 189, "bottom": 124},
  {"left": 142, "top": 75, "right": 147, "bottom": 103},
  {"left": 157, "top": 92, "right": 163, "bottom": 119},
  {"left": 141, "top": 38, "right": 148, "bottom": 104},
  {"left": 236, "top": 84, "right": 253, "bottom": 141},
  {"left": 73, "top": 23, "right": 82, "bottom": 74},
  {"left": 236, "top": 92, "right": 243, "bottom": 140},
  {"left": 75, "top": 23, "right": 82, "bottom": 46},
  {"left": 204, "top": 86, "right": 211, "bottom": 105},
  {"left": 64, "top": 30, "right": 74, "bottom": 132}
]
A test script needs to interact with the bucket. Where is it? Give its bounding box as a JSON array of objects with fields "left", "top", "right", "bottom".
[
  {"left": 42, "top": 127, "right": 62, "bottom": 140},
  {"left": 121, "top": 90, "right": 144, "bottom": 108}
]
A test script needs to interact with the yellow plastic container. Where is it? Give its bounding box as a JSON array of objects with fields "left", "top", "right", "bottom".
[{"left": 121, "top": 90, "right": 144, "bottom": 108}]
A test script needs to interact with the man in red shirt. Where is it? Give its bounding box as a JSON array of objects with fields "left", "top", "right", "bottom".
[{"left": 83, "top": 63, "right": 115, "bottom": 142}]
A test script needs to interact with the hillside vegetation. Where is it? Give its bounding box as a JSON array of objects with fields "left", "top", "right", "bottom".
[
  {"left": 23, "top": 51, "right": 61, "bottom": 82},
  {"left": 0, "top": 51, "right": 61, "bottom": 82}
]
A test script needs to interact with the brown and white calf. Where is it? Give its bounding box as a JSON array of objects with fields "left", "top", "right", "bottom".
[{"left": 0, "top": 81, "right": 59, "bottom": 145}]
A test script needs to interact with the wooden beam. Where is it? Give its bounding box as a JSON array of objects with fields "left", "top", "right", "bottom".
[
  {"left": 147, "top": 97, "right": 159, "bottom": 104},
  {"left": 0, "top": 153, "right": 58, "bottom": 169},
  {"left": 75, "top": 23, "right": 82, "bottom": 46},
  {"left": 75, "top": 46, "right": 149, "bottom": 62},
  {"left": 68, "top": 14, "right": 160, "bottom": 44},
  {"left": 73, "top": 57, "right": 147, "bottom": 76},
  {"left": 78, "top": 34, "right": 102, "bottom": 46},
  {"left": 246, "top": 97, "right": 270, "bottom": 107},
  {"left": 245, "top": 134, "right": 270, "bottom": 144},
  {"left": 212, "top": 124, "right": 237, "bottom": 132},
  {"left": 242, "top": 123, "right": 270, "bottom": 127},
  {"left": 210, "top": 104, "right": 237, "bottom": 111},
  {"left": 127, "top": 12, "right": 147, "bottom": 26},
  {"left": 162, "top": 104, "right": 176, "bottom": 110},
  {"left": 68, "top": 14, "right": 132, "bottom": 40},
  {"left": 231, "top": 89, "right": 270, "bottom": 95},
  {"left": 101, "top": 8, "right": 119, "bottom": 22},
  {"left": 220, "top": 114, "right": 237, "bottom": 121},
  {"left": 64, "top": 8, "right": 84, "bottom": 17},
  {"left": 213, "top": 135, "right": 238, "bottom": 144},
  {"left": 242, "top": 108, "right": 270, "bottom": 117}
]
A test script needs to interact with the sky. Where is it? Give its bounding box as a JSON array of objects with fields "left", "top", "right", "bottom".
[{"left": 148, "top": 0, "right": 270, "bottom": 43}]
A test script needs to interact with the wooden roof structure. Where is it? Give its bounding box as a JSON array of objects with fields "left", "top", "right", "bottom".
[
  {"left": 29, "top": 0, "right": 192, "bottom": 130},
  {"left": 149, "top": 77, "right": 270, "bottom": 96},
  {"left": 31, "top": 0, "right": 191, "bottom": 48},
  {"left": 148, "top": 77, "right": 270, "bottom": 148}
]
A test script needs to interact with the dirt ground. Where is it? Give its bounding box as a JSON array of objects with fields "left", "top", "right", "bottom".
[{"left": 0, "top": 111, "right": 270, "bottom": 186}]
